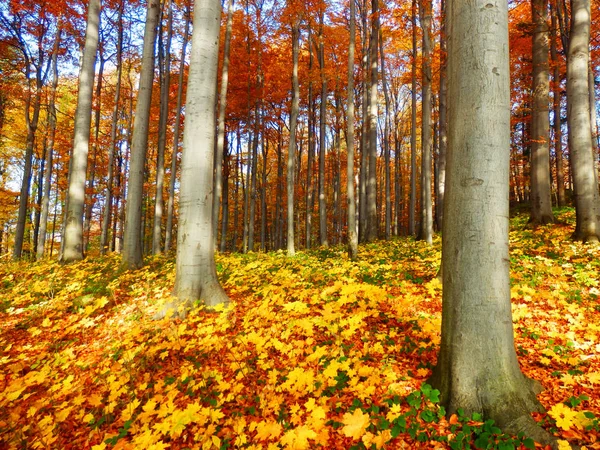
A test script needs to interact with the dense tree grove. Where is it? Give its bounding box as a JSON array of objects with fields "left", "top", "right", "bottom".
[{"left": 1, "top": 0, "right": 598, "bottom": 260}]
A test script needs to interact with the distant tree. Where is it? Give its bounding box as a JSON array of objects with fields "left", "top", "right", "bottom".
[
  {"left": 157, "top": 0, "right": 229, "bottom": 319},
  {"left": 62, "top": 0, "right": 101, "bottom": 263},
  {"left": 428, "top": 0, "right": 555, "bottom": 444}
]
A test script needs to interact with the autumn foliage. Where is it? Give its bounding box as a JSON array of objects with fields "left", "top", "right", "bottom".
[{"left": 1, "top": 208, "right": 599, "bottom": 449}]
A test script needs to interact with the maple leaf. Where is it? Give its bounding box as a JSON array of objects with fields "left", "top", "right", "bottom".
[
  {"left": 281, "top": 425, "right": 317, "bottom": 449},
  {"left": 549, "top": 403, "right": 578, "bottom": 430},
  {"left": 341, "top": 408, "right": 370, "bottom": 440}
]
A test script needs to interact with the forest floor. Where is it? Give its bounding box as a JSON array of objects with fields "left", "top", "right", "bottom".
[{"left": 1, "top": 208, "right": 599, "bottom": 450}]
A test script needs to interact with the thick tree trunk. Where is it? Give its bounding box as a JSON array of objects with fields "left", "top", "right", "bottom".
[
  {"left": 366, "top": 0, "right": 378, "bottom": 242},
  {"left": 37, "top": 29, "right": 61, "bottom": 260},
  {"left": 165, "top": 5, "right": 190, "bottom": 252},
  {"left": 62, "top": 0, "right": 101, "bottom": 263},
  {"left": 530, "top": 0, "right": 555, "bottom": 225},
  {"left": 409, "top": 0, "right": 418, "bottom": 237},
  {"left": 101, "top": 0, "right": 123, "bottom": 255},
  {"left": 567, "top": 0, "right": 600, "bottom": 241},
  {"left": 213, "top": 0, "right": 234, "bottom": 250},
  {"left": 160, "top": 0, "right": 229, "bottom": 318},
  {"left": 152, "top": 0, "right": 174, "bottom": 255},
  {"left": 428, "top": 1, "right": 554, "bottom": 444},
  {"left": 287, "top": 21, "right": 300, "bottom": 256},
  {"left": 418, "top": 0, "right": 433, "bottom": 244},
  {"left": 122, "top": 0, "right": 160, "bottom": 269}
]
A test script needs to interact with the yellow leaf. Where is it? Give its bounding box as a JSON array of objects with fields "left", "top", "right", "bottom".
[
  {"left": 6, "top": 387, "right": 26, "bottom": 401},
  {"left": 548, "top": 403, "right": 578, "bottom": 430},
  {"left": 42, "top": 317, "right": 51, "bottom": 327},
  {"left": 256, "top": 420, "right": 283, "bottom": 441},
  {"left": 341, "top": 409, "right": 370, "bottom": 440}
]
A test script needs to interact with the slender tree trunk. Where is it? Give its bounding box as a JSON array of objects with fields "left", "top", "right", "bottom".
[
  {"left": 567, "top": 0, "right": 600, "bottom": 241},
  {"left": 366, "top": 0, "right": 379, "bottom": 242},
  {"left": 37, "top": 29, "right": 61, "bottom": 260},
  {"left": 162, "top": 0, "right": 229, "bottom": 318},
  {"left": 260, "top": 136, "right": 268, "bottom": 251},
  {"left": 165, "top": 4, "right": 190, "bottom": 251},
  {"left": 152, "top": 0, "right": 174, "bottom": 254},
  {"left": 379, "top": 28, "right": 392, "bottom": 240},
  {"left": 347, "top": 0, "right": 358, "bottom": 258},
  {"left": 359, "top": 1, "right": 369, "bottom": 242},
  {"left": 436, "top": 0, "right": 447, "bottom": 231},
  {"left": 287, "top": 21, "right": 300, "bottom": 256},
  {"left": 275, "top": 125, "right": 284, "bottom": 250},
  {"left": 213, "top": 0, "right": 234, "bottom": 250},
  {"left": 318, "top": 9, "right": 329, "bottom": 247},
  {"left": 122, "top": 0, "right": 160, "bottom": 269},
  {"left": 418, "top": 0, "right": 433, "bottom": 244},
  {"left": 101, "top": 0, "right": 123, "bottom": 254},
  {"left": 220, "top": 135, "right": 230, "bottom": 252},
  {"left": 306, "top": 36, "right": 315, "bottom": 249},
  {"left": 530, "top": 0, "right": 555, "bottom": 224},
  {"left": 428, "top": 1, "right": 554, "bottom": 443},
  {"left": 409, "top": 0, "right": 418, "bottom": 237},
  {"left": 62, "top": 0, "right": 101, "bottom": 263},
  {"left": 233, "top": 131, "right": 241, "bottom": 250},
  {"left": 83, "top": 54, "right": 104, "bottom": 250},
  {"left": 248, "top": 108, "right": 260, "bottom": 251}
]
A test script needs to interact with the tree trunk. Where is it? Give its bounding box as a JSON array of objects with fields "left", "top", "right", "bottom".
[
  {"left": 379, "top": 27, "right": 391, "bottom": 240},
  {"left": 37, "top": 29, "right": 61, "bottom": 260},
  {"left": 62, "top": 0, "right": 101, "bottom": 263},
  {"left": 318, "top": 9, "right": 329, "bottom": 247},
  {"left": 567, "top": 0, "right": 600, "bottom": 241},
  {"left": 160, "top": 0, "right": 229, "bottom": 318},
  {"left": 122, "top": 0, "right": 160, "bottom": 269},
  {"left": 359, "top": 1, "right": 369, "bottom": 242},
  {"left": 220, "top": 135, "right": 230, "bottom": 252},
  {"left": 248, "top": 108, "right": 260, "bottom": 251},
  {"left": 101, "top": 0, "right": 124, "bottom": 254},
  {"left": 287, "top": 21, "right": 300, "bottom": 256},
  {"left": 428, "top": 1, "right": 554, "bottom": 444},
  {"left": 530, "top": 0, "right": 555, "bottom": 225},
  {"left": 152, "top": 0, "right": 174, "bottom": 255},
  {"left": 366, "top": 0, "right": 379, "bottom": 242},
  {"left": 165, "top": 4, "right": 190, "bottom": 252},
  {"left": 409, "top": 0, "right": 418, "bottom": 237},
  {"left": 306, "top": 36, "right": 315, "bottom": 249},
  {"left": 418, "top": 0, "right": 433, "bottom": 244},
  {"left": 436, "top": 0, "right": 447, "bottom": 231},
  {"left": 213, "top": 0, "right": 234, "bottom": 250}
]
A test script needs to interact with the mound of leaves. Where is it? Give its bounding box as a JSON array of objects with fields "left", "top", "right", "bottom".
[{"left": 0, "top": 208, "right": 599, "bottom": 449}]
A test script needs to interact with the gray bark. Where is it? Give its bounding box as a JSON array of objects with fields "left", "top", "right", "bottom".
[
  {"left": 122, "top": 0, "right": 160, "bottom": 269},
  {"left": 161, "top": 0, "right": 229, "bottom": 318},
  {"left": 213, "top": 0, "right": 234, "bottom": 249},
  {"left": 287, "top": 21, "right": 300, "bottom": 256},
  {"left": 418, "top": 0, "right": 433, "bottom": 244},
  {"left": 428, "top": 0, "right": 554, "bottom": 444},
  {"left": 567, "top": 0, "right": 600, "bottom": 241},
  {"left": 366, "top": 0, "right": 378, "bottom": 242},
  {"left": 436, "top": 0, "right": 447, "bottom": 231},
  {"left": 62, "top": 0, "right": 101, "bottom": 263},
  {"left": 101, "top": 0, "right": 124, "bottom": 254},
  {"left": 530, "top": 0, "right": 555, "bottom": 225},
  {"left": 409, "top": 0, "right": 417, "bottom": 237},
  {"left": 152, "top": 0, "right": 174, "bottom": 255},
  {"left": 165, "top": 5, "right": 191, "bottom": 252},
  {"left": 318, "top": 10, "right": 329, "bottom": 247},
  {"left": 37, "top": 29, "right": 61, "bottom": 260}
]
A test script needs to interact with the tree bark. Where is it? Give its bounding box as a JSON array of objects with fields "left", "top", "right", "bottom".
[
  {"left": 436, "top": 0, "right": 447, "bottom": 231},
  {"left": 101, "top": 0, "right": 124, "bottom": 254},
  {"left": 428, "top": 1, "right": 555, "bottom": 444},
  {"left": 165, "top": 4, "right": 191, "bottom": 252},
  {"left": 366, "top": 0, "right": 379, "bottom": 242},
  {"left": 160, "top": 0, "right": 229, "bottom": 318},
  {"left": 287, "top": 21, "right": 300, "bottom": 256},
  {"left": 213, "top": 0, "right": 235, "bottom": 250},
  {"left": 62, "top": 0, "right": 101, "bottom": 263},
  {"left": 566, "top": 0, "right": 600, "bottom": 241},
  {"left": 122, "top": 0, "right": 160, "bottom": 269},
  {"left": 152, "top": 0, "right": 174, "bottom": 255},
  {"left": 530, "top": 0, "right": 555, "bottom": 225},
  {"left": 418, "top": 0, "right": 433, "bottom": 244},
  {"left": 318, "top": 7, "right": 329, "bottom": 247},
  {"left": 37, "top": 28, "right": 61, "bottom": 260},
  {"left": 409, "top": 0, "right": 418, "bottom": 237}
]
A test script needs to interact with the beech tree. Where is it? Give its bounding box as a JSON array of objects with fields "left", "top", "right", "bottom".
[
  {"left": 61, "top": 0, "right": 101, "bottom": 263},
  {"left": 122, "top": 0, "right": 160, "bottom": 269},
  {"left": 428, "top": 0, "right": 554, "bottom": 444},
  {"left": 529, "top": 0, "right": 554, "bottom": 225},
  {"left": 566, "top": 0, "right": 600, "bottom": 242},
  {"left": 158, "top": 0, "right": 230, "bottom": 318},
  {"left": 346, "top": 0, "right": 358, "bottom": 260}
]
